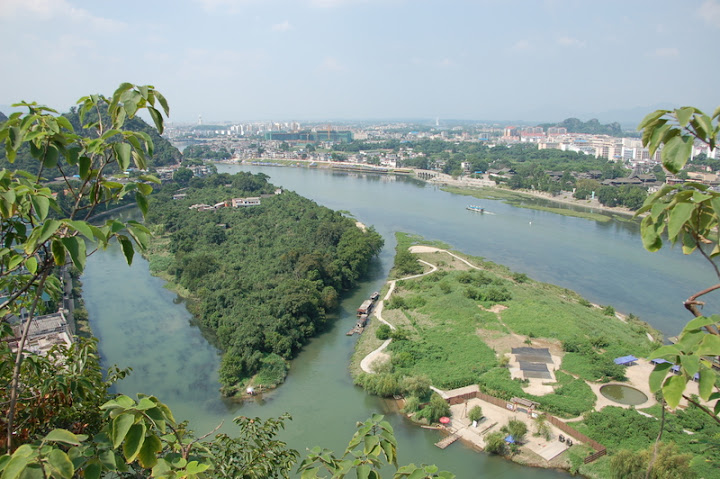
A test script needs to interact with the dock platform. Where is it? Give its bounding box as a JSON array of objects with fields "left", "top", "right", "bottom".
[{"left": 435, "top": 433, "right": 459, "bottom": 449}]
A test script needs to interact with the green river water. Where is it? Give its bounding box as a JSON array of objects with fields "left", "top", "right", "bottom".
[{"left": 82, "top": 165, "right": 718, "bottom": 478}]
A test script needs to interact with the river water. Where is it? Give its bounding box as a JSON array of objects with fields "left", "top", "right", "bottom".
[{"left": 82, "top": 165, "right": 717, "bottom": 478}]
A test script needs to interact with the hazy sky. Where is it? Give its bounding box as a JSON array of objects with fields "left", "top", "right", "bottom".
[{"left": 1, "top": 0, "right": 719, "bottom": 124}]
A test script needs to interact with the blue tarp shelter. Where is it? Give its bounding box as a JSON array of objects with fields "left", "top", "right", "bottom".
[
  {"left": 504, "top": 435, "right": 515, "bottom": 444},
  {"left": 614, "top": 355, "right": 638, "bottom": 365}
]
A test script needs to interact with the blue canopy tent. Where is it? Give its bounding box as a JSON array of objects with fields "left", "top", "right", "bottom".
[{"left": 614, "top": 355, "right": 638, "bottom": 366}]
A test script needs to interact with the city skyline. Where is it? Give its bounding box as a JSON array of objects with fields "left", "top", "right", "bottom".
[{"left": 1, "top": 0, "right": 719, "bottom": 124}]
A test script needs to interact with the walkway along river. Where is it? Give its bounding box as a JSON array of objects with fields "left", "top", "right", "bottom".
[{"left": 82, "top": 165, "right": 719, "bottom": 477}]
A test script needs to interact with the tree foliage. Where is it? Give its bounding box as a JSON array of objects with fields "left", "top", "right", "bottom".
[
  {"left": 635, "top": 106, "right": 720, "bottom": 421},
  {"left": 145, "top": 175, "right": 383, "bottom": 391},
  {"left": 0, "top": 85, "right": 452, "bottom": 479}
]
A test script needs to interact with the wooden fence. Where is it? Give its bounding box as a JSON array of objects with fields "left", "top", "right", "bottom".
[{"left": 444, "top": 389, "right": 607, "bottom": 464}]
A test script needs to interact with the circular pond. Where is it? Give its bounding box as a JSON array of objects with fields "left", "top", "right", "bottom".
[{"left": 600, "top": 384, "right": 649, "bottom": 406}]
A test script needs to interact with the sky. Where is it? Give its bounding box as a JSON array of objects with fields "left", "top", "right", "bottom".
[{"left": 1, "top": 0, "right": 719, "bottom": 124}]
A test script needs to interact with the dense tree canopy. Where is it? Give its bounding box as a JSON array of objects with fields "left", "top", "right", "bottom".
[{"left": 145, "top": 172, "right": 384, "bottom": 392}]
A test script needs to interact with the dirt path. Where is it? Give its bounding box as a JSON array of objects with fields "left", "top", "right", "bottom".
[{"left": 359, "top": 257, "right": 437, "bottom": 373}]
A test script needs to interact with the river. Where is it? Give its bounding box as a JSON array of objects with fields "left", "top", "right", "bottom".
[{"left": 82, "top": 165, "right": 717, "bottom": 478}]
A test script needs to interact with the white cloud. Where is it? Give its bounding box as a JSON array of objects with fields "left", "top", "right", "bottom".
[
  {"left": 437, "top": 58, "right": 455, "bottom": 68},
  {"left": 0, "top": 0, "right": 125, "bottom": 32},
  {"left": 557, "top": 36, "right": 586, "bottom": 48},
  {"left": 271, "top": 20, "right": 292, "bottom": 32},
  {"left": 652, "top": 47, "right": 679, "bottom": 57},
  {"left": 699, "top": 0, "right": 720, "bottom": 28},
  {"left": 510, "top": 40, "right": 532, "bottom": 51},
  {"left": 318, "top": 57, "right": 346, "bottom": 72}
]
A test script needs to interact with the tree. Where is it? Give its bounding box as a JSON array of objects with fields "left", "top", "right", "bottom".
[
  {"left": 501, "top": 419, "right": 527, "bottom": 444},
  {"left": 468, "top": 405, "right": 484, "bottom": 423},
  {"left": 484, "top": 432, "right": 507, "bottom": 455},
  {"left": 173, "top": 166, "right": 193, "bottom": 185},
  {"left": 0, "top": 85, "right": 453, "bottom": 479},
  {"left": 636, "top": 105, "right": 720, "bottom": 476},
  {"left": 0, "top": 82, "right": 168, "bottom": 453},
  {"left": 636, "top": 106, "right": 720, "bottom": 420}
]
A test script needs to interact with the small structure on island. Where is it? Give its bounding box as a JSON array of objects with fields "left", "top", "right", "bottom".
[
  {"left": 509, "top": 397, "right": 540, "bottom": 416},
  {"left": 613, "top": 355, "right": 638, "bottom": 366}
]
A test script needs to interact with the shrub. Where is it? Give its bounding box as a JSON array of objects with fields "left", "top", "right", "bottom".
[
  {"left": 468, "top": 405, "right": 484, "bottom": 423},
  {"left": 386, "top": 296, "right": 406, "bottom": 310},
  {"left": 502, "top": 419, "right": 528, "bottom": 443},
  {"left": 376, "top": 324, "right": 391, "bottom": 340},
  {"left": 484, "top": 432, "right": 507, "bottom": 455},
  {"left": 512, "top": 272, "right": 529, "bottom": 283},
  {"left": 401, "top": 375, "right": 431, "bottom": 399},
  {"left": 403, "top": 396, "right": 421, "bottom": 414},
  {"left": 415, "top": 393, "right": 450, "bottom": 424},
  {"left": 482, "top": 286, "right": 512, "bottom": 302},
  {"left": 603, "top": 305, "right": 615, "bottom": 316}
]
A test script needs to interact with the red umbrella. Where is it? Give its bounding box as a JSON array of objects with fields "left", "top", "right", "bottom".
[{"left": 439, "top": 416, "right": 450, "bottom": 424}]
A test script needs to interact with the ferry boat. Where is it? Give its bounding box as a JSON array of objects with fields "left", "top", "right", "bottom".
[{"left": 466, "top": 205, "right": 485, "bottom": 213}]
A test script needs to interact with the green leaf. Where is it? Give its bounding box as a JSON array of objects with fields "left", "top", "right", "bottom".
[
  {"left": 111, "top": 413, "right": 135, "bottom": 449},
  {"left": 148, "top": 107, "right": 164, "bottom": 135},
  {"left": 640, "top": 216, "right": 663, "bottom": 252},
  {"left": 65, "top": 220, "right": 93, "bottom": 240},
  {"left": 113, "top": 143, "right": 132, "bottom": 172},
  {"left": 135, "top": 397, "right": 156, "bottom": 411},
  {"left": 649, "top": 362, "right": 672, "bottom": 392},
  {"left": 696, "top": 334, "right": 720, "bottom": 356},
  {"left": 136, "top": 434, "right": 161, "bottom": 469},
  {"left": 46, "top": 449, "right": 74, "bottom": 479},
  {"left": 117, "top": 235, "right": 134, "bottom": 266},
  {"left": 683, "top": 315, "right": 719, "bottom": 332},
  {"left": 135, "top": 192, "right": 148, "bottom": 217},
  {"left": 667, "top": 201, "right": 695, "bottom": 241},
  {"left": 43, "top": 145, "right": 58, "bottom": 169},
  {"left": 122, "top": 423, "right": 146, "bottom": 463},
  {"left": 44, "top": 429, "right": 84, "bottom": 446},
  {"left": 51, "top": 238, "right": 66, "bottom": 266},
  {"left": 675, "top": 106, "right": 694, "bottom": 127},
  {"left": 638, "top": 109, "right": 669, "bottom": 131},
  {"left": 679, "top": 355, "right": 700, "bottom": 377},
  {"left": 31, "top": 195, "right": 49, "bottom": 222},
  {"left": 698, "top": 368, "right": 716, "bottom": 400},
  {"left": 82, "top": 461, "right": 102, "bottom": 479},
  {"left": 184, "top": 461, "right": 210, "bottom": 475},
  {"left": 661, "top": 135, "right": 693, "bottom": 174},
  {"left": 25, "top": 256, "right": 37, "bottom": 274},
  {"left": 662, "top": 374, "right": 687, "bottom": 409},
  {"left": 79, "top": 156, "right": 91, "bottom": 179},
  {"left": 60, "top": 236, "right": 86, "bottom": 272}
]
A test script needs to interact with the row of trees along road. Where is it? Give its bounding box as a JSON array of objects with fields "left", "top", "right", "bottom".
[
  {"left": 0, "top": 83, "right": 453, "bottom": 478},
  {"left": 144, "top": 171, "right": 384, "bottom": 394}
]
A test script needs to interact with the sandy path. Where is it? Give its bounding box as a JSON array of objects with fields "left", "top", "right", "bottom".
[{"left": 359, "top": 258, "right": 437, "bottom": 373}]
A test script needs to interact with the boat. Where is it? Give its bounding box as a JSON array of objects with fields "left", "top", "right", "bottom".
[
  {"left": 466, "top": 205, "right": 485, "bottom": 213},
  {"left": 370, "top": 291, "right": 380, "bottom": 301}
]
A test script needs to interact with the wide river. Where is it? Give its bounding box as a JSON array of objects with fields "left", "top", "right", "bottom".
[{"left": 82, "top": 165, "right": 717, "bottom": 478}]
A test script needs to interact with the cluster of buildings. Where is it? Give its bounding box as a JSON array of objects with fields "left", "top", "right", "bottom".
[
  {"left": 6, "top": 267, "right": 75, "bottom": 356},
  {"left": 179, "top": 188, "right": 282, "bottom": 212}
]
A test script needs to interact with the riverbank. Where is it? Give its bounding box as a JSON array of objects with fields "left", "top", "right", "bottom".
[{"left": 225, "top": 159, "right": 641, "bottom": 222}]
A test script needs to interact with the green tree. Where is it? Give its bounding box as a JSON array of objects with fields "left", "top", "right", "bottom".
[
  {"left": 636, "top": 106, "right": 720, "bottom": 420},
  {"left": 468, "top": 405, "right": 484, "bottom": 423},
  {"left": 501, "top": 419, "right": 527, "bottom": 443},
  {"left": 173, "top": 166, "right": 193, "bottom": 185},
  {"left": 484, "top": 432, "right": 507, "bottom": 455},
  {"left": 0, "top": 84, "right": 453, "bottom": 479}
]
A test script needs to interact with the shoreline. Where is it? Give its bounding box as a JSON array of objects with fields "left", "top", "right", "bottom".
[{"left": 226, "top": 159, "right": 641, "bottom": 220}]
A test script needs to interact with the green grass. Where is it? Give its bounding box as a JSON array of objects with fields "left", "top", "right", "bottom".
[{"left": 355, "top": 233, "right": 661, "bottom": 419}]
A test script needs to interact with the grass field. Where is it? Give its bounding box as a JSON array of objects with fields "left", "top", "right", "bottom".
[{"left": 353, "top": 233, "right": 661, "bottom": 417}]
